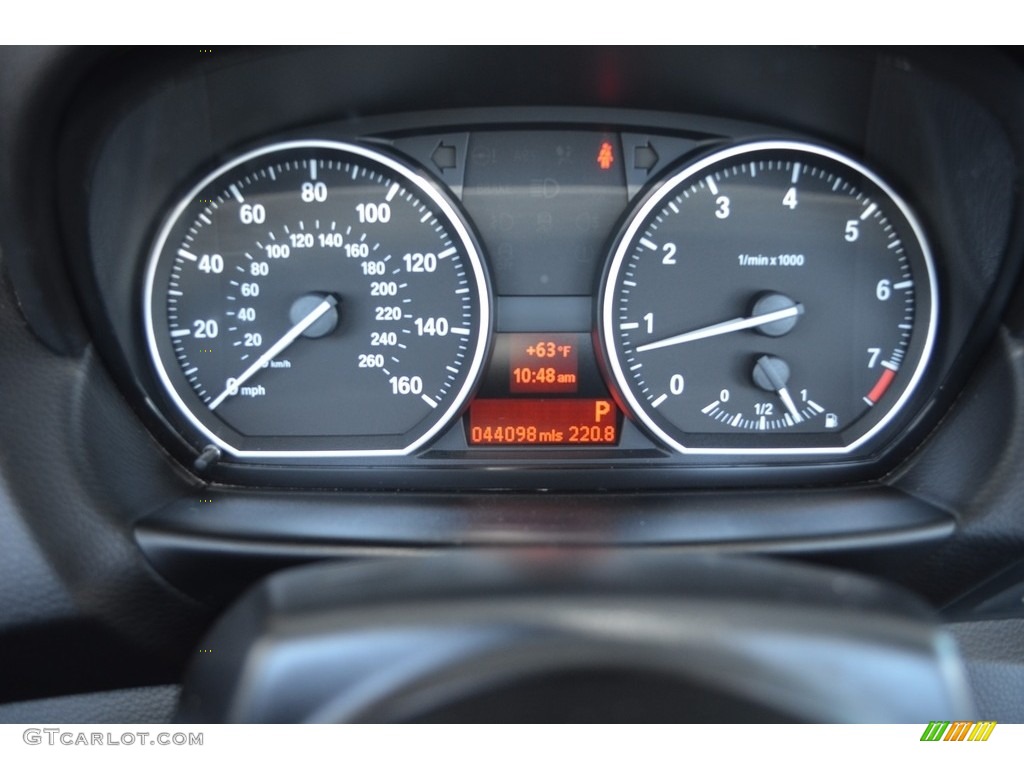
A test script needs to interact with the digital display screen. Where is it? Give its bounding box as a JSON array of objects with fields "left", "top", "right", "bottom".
[
  {"left": 507, "top": 334, "right": 579, "bottom": 394},
  {"left": 466, "top": 331, "right": 622, "bottom": 448},
  {"left": 468, "top": 399, "right": 619, "bottom": 446}
]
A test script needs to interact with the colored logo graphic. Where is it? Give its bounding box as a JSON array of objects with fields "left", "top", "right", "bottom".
[{"left": 920, "top": 721, "right": 997, "bottom": 742}]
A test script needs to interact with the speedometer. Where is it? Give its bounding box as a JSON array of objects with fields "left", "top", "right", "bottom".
[
  {"left": 598, "top": 141, "right": 937, "bottom": 455},
  {"left": 144, "top": 140, "right": 491, "bottom": 458}
]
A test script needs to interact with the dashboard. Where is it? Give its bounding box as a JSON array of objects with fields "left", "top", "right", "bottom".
[
  {"left": 134, "top": 128, "right": 937, "bottom": 469},
  {"left": 73, "top": 56, "right": 1014, "bottom": 488},
  {"left": 2, "top": 46, "right": 1024, "bottom": 722}
]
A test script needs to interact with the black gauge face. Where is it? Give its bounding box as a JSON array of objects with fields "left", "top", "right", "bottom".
[
  {"left": 144, "top": 141, "right": 491, "bottom": 457},
  {"left": 599, "top": 141, "right": 937, "bottom": 455}
]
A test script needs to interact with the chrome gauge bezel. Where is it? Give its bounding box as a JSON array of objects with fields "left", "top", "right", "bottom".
[
  {"left": 143, "top": 139, "right": 492, "bottom": 458},
  {"left": 598, "top": 140, "right": 939, "bottom": 456}
]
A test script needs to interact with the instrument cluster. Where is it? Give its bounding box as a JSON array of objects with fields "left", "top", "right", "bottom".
[
  {"left": 138, "top": 122, "right": 937, "bottom": 476},
  {"left": 73, "top": 99, "right": 1011, "bottom": 489}
]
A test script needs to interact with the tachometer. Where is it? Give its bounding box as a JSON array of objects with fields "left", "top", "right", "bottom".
[
  {"left": 598, "top": 141, "right": 937, "bottom": 455},
  {"left": 144, "top": 140, "right": 491, "bottom": 458}
]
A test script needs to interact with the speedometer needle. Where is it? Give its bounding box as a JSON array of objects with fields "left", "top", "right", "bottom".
[
  {"left": 208, "top": 295, "right": 338, "bottom": 411},
  {"left": 635, "top": 304, "right": 804, "bottom": 353}
]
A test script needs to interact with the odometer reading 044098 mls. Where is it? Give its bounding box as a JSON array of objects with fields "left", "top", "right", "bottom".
[
  {"left": 144, "top": 141, "right": 491, "bottom": 458},
  {"left": 599, "top": 141, "right": 937, "bottom": 455}
]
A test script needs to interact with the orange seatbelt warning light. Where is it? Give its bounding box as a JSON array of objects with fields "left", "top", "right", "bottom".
[{"left": 597, "top": 141, "right": 614, "bottom": 170}]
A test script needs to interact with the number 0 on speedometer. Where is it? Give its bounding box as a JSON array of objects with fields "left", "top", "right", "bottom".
[
  {"left": 144, "top": 140, "right": 491, "bottom": 457},
  {"left": 599, "top": 141, "right": 937, "bottom": 455}
]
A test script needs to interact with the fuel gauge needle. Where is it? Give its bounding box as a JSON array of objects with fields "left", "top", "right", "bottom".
[
  {"left": 636, "top": 304, "right": 803, "bottom": 353},
  {"left": 753, "top": 354, "right": 803, "bottom": 423},
  {"left": 776, "top": 386, "right": 803, "bottom": 423},
  {"left": 209, "top": 295, "right": 337, "bottom": 411}
]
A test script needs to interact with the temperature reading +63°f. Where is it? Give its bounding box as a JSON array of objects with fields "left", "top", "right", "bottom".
[{"left": 509, "top": 334, "right": 580, "bottom": 394}]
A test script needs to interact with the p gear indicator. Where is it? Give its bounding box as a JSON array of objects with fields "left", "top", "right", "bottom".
[
  {"left": 466, "top": 331, "right": 622, "bottom": 448},
  {"left": 469, "top": 399, "right": 618, "bottom": 445}
]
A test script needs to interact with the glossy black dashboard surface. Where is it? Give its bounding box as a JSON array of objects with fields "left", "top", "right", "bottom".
[{"left": 4, "top": 48, "right": 1024, "bottom": 718}]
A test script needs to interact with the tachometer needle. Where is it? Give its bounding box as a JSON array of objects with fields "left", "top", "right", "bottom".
[
  {"left": 635, "top": 304, "right": 804, "bottom": 353},
  {"left": 208, "top": 295, "right": 338, "bottom": 411}
]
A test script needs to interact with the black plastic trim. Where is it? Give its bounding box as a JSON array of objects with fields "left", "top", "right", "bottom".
[{"left": 136, "top": 485, "right": 955, "bottom": 603}]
